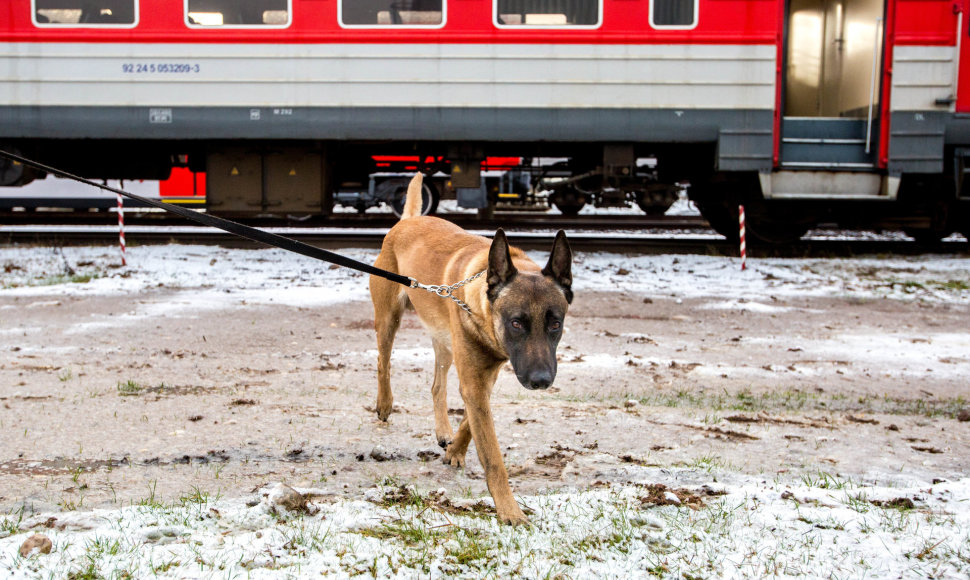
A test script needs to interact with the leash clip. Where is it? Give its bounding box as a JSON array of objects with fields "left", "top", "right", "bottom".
[
  {"left": 430, "top": 285, "right": 454, "bottom": 298},
  {"left": 409, "top": 270, "right": 486, "bottom": 314}
]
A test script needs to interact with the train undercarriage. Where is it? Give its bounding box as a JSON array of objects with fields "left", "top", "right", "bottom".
[
  {"left": 2, "top": 138, "right": 969, "bottom": 244},
  {"left": 0, "top": 140, "right": 683, "bottom": 219}
]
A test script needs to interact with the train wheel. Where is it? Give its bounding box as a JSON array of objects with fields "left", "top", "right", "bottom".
[
  {"left": 745, "top": 217, "right": 811, "bottom": 245},
  {"left": 635, "top": 185, "right": 678, "bottom": 215},
  {"left": 389, "top": 179, "right": 439, "bottom": 218},
  {"left": 550, "top": 187, "right": 587, "bottom": 215},
  {"left": 697, "top": 199, "right": 812, "bottom": 244},
  {"left": 904, "top": 229, "right": 953, "bottom": 245},
  {"left": 0, "top": 146, "right": 37, "bottom": 186},
  {"left": 690, "top": 171, "right": 756, "bottom": 241},
  {"left": 898, "top": 175, "right": 955, "bottom": 245},
  {"left": 903, "top": 200, "right": 953, "bottom": 245},
  {"left": 745, "top": 201, "right": 815, "bottom": 244},
  {"left": 695, "top": 200, "right": 740, "bottom": 241}
]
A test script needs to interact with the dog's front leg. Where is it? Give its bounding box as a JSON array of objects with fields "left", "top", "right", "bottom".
[
  {"left": 370, "top": 279, "right": 405, "bottom": 422},
  {"left": 443, "top": 415, "right": 470, "bottom": 467},
  {"left": 457, "top": 362, "right": 527, "bottom": 525},
  {"left": 431, "top": 336, "right": 455, "bottom": 448}
]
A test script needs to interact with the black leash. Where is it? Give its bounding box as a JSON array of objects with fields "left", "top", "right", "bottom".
[{"left": 0, "top": 149, "right": 414, "bottom": 287}]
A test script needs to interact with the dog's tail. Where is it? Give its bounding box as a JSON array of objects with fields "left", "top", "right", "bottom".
[{"left": 400, "top": 173, "right": 425, "bottom": 220}]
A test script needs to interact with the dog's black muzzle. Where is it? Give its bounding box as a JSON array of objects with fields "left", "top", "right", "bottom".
[{"left": 516, "top": 367, "right": 556, "bottom": 390}]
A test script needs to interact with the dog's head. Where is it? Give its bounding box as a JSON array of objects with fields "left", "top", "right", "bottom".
[{"left": 487, "top": 229, "right": 572, "bottom": 390}]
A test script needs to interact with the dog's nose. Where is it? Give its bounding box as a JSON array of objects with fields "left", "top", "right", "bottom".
[{"left": 526, "top": 370, "right": 554, "bottom": 390}]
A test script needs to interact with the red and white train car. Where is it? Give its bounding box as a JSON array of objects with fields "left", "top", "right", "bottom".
[{"left": 1, "top": 0, "right": 968, "bottom": 240}]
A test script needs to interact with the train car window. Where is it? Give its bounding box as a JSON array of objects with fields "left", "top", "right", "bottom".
[
  {"left": 185, "top": 0, "right": 291, "bottom": 27},
  {"left": 33, "top": 0, "right": 137, "bottom": 26},
  {"left": 495, "top": 0, "right": 601, "bottom": 27},
  {"left": 650, "top": 0, "right": 697, "bottom": 29},
  {"left": 339, "top": 0, "right": 445, "bottom": 27}
]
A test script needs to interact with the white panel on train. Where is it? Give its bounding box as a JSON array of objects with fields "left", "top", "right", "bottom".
[
  {"left": 0, "top": 42, "right": 776, "bottom": 110},
  {"left": 891, "top": 45, "right": 959, "bottom": 111}
]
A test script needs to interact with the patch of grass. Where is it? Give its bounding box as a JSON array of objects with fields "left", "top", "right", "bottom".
[
  {"left": 368, "top": 478, "right": 496, "bottom": 520},
  {"left": 359, "top": 519, "right": 438, "bottom": 547},
  {"left": 278, "top": 519, "right": 332, "bottom": 554},
  {"left": 1, "top": 261, "right": 102, "bottom": 289},
  {"left": 444, "top": 528, "right": 494, "bottom": 567},
  {"left": 178, "top": 487, "right": 214, "bottom": 508},
  {"left": 801, "top": 471, "right": 853, "bottom": 490},
  {"left": 680, "top": 453, "right": 730, "bottom": 474},
  {"left": 0, "top": 506, "right": 26, "bottom": 538},
  {"left": 617, "top": 388, "right": 968, "bottom": 419},
  {"left": 613, "top": 387, "right": 819, "bottom": 414},
  {"left": 875, "top": 504, "right": 914, "bottom": 534},
  {"left": 59, "top": 495, "right": 85, "bottom": 511},
  {"left": 71, "top": 466, "right": 85, "bottom": 485},
  {"left": 116, "top": 380, "right": 143, "bottom": 396},
  {"left": 86, "top": 535, "right": 123, "bottom": 558},
  {"left": 66, "top": 563, "right": 103, "bottom": 580},
  {"left": 935, "top": 279, "right": 970, "bottom": 291},
  {"left": 885, "top": 278, "right": 970, "bottom": 293},
  {"left": 352, "top": 480, "right": 507, "bottom": 575},
  {"left": 137, "top": 480, "right": 163, "bottom": 509},
  {"left": 66, "top": 535, "right": 130, "bottom": 579},
  {"left": 843, "top": 492, "right": 872, "bottom": 514},
  {"left": 376, "top": 481, "right": 428, "bottom": 509},
  {"left": 150, "top": 559, "right": 181, "bottom": 574},
  {"left": 36, "top": 273, "right": 98, "bottom": 287}
]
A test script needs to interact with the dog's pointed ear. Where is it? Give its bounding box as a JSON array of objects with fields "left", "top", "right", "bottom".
[
  {"left": 487, "top": 228, "right": 517, "bottom": 302},
  {"left": 542, "top": 230, "right": 573, "bottom": 304}
]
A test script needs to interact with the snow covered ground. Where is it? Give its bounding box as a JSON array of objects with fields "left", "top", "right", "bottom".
[
  {"left": 2, "top": 475, "right": 968, "bottom": 579},
  {"left": 2, "top": 242, "right": 969, "bottom": 306},
  {"left": 1, "top": 243, "right": 969, "bottom": 578}
]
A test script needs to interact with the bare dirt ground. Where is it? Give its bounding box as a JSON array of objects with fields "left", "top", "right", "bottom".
[{"left": 1, "top": 286, "right": 969, "bottom": 514}]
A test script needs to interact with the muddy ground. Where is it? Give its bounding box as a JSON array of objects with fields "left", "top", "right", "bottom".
[{"left": 1, "top": 285, "right": 968, "bottom": 513}]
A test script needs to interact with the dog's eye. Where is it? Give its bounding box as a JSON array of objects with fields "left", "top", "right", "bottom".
[
  {"left": 510, "top": 319, "right": 524, "bottom": 330},
  {"left": 549, "top": 320, "right": 562, "bottom": 332}
]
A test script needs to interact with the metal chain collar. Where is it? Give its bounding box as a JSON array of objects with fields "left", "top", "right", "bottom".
[{"left": 410, "top": 270, "right": 486, "bottom": 314}]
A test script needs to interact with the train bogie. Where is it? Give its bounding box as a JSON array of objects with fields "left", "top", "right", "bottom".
[{"left": 335, "top": 173, "right": 440, "bottom": 218}]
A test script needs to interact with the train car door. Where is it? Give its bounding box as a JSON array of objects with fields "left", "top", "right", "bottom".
[{"left": 780, "top": 0, "right": 887, "bottom": 168}]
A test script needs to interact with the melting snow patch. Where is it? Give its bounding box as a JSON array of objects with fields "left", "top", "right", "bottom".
[
  {"left": 699, "top": 299, "right": 796, "bottom": 313},
  {"left": 803, "top": 332, "right": 970, "bottom": 379}
]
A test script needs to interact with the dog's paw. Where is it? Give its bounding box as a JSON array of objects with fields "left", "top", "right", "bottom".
[
  {"left": 442, "top": 449, "right": 465, "bottom": 469},
  {"left": 497, "top": 506, "right": 529, "bottom": 526},
  {"left": 436, "top": 435, "right": 453, "bottom": 449},
  {"left": 376, "top": 400, "right": 393, "bottom": 422}
]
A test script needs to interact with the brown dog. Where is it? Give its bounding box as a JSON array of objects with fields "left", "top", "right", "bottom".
[{"left": 369, "top": 174, "right": 573, "bottom": 524}]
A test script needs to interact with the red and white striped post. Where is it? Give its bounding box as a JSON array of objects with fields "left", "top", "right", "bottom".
[
  {"left": 738, "top": 204, "right": 746, "bottom": 271},
  {"left": 117, "top": 192, "right": 126, "bottom": 267}
]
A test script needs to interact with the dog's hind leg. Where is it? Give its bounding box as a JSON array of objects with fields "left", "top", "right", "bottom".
[
  {"left": 431, "top": 335, "right": 455, "bottom": 448},
  {"left": 370, "top": 277, "right": 407, "bottom": 422}
]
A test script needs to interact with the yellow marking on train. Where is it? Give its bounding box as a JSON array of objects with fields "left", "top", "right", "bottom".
[{"left": 162, "top": 198, "right": 206, "bottom": 205}]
